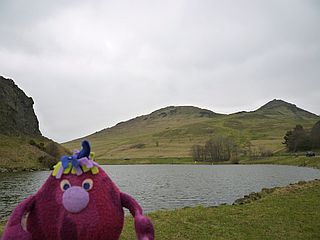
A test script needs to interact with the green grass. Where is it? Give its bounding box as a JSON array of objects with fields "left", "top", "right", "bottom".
[
  {"left": 63, "top": 104, "right": 319, "bottom": 160},
  {"left": 240, "top": 155, "right": 320, "bottom": 169},
  {"left": 0, "top": 134, "right": 70, "bottom": 170},
  {"left": 98, "top": 157, "right": 194, "bottom": 165},
  {"left": 96, "top": 155, "right": 320, "bottom": 169},
  {"left": 120, "top": 180, "right": 320, "bottom": 239},
  {"left": 98, "top": 157, "right": 235, "bottom": 165}
]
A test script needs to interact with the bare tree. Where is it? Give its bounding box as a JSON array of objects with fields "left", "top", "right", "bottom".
[
  {"left": 194, "top": 136, "right": 238, "bottom": 162},
  {"left": 192, "top": 145, "right": 205, "bottom": 161}
]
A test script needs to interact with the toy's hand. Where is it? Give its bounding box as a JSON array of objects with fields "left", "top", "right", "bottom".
[
  {"left": 2, "top": 196, "right": 35, "bottom": 240},
  {"left": 2, "top": 224, "right": 32, "bottom": 240},
  {"left": 121, "top": 192, "right": 155, "bottom": 240},
  {"left": 134, "top": 215, "right": 154, "bottom": 240}
]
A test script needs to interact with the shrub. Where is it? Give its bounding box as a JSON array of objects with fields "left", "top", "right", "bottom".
[
  {"left": 283, "top": 125, "right": 312, "bottom": 152},
  {"left": 191, "top": 136, "right": 238, "bottom": 162},
  {"left": 38, "top": 155, "right": 57, "bottom": 169},
  {"left": 29, "top": 139, "right": 36, "bottom": 146},
  {"left": 44, "top": 142, "right": 60, "bottom": 158},
  {"left": 259, "top": 147, "right": 273, "bottom": 157},
  {"left": 130, "top": 143, "right": 146, "bottom": 149}
]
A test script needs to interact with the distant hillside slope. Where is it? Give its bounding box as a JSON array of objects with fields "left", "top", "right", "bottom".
[
  {"left": 0, "top": 76, "right": 69, "bottom": 171},
  {"left": 63, "top": 100, "right": 319, "bottom": 160}
]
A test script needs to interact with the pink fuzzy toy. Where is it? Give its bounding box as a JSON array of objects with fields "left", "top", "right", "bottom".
[{"left": 2, "top": 141, "right": 154, "bottom": 240}]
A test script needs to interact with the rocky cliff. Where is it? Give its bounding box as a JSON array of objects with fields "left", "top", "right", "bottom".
[
  {"left": 0, "top": 76, "right": 69, "bottom": 171},
  {"left": 0, "top": 76, "right": 41, "bottom": 135}
]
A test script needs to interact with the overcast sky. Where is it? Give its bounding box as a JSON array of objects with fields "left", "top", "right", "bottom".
[{"left": 1, "top": 0, "right": 319, "bottom": 143}]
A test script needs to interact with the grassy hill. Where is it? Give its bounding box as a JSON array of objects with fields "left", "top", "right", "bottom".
[
  {"left": 0, "top": 134, "right": 70, "bottom": 171},
  {"left": 63, "top": 99, "right": 319, "bottom": 162},
  {"left": 0, "top": 76, "right": 69, "bottom": 171}
]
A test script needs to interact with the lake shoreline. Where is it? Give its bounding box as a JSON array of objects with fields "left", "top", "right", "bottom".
[
  {"left": 1, "top": 155, "right": 319, "bottom": 172},
  {"left": 121, "top": 179, "right": 320, "bottom": 239},
  {"left": 2, "top": 179, "right": 319, "bottom": 238},
  {"left": 0, "top": 167, "right": 50, "bottom": 173}
]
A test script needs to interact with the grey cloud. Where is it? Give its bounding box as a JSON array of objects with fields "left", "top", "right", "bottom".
[{"left": 0, "top": 0, "right": 319, "bottom": 142}]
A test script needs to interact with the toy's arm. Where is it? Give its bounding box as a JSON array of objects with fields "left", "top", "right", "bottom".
[
  {"left": 2, "top": 196, "right": 35, "bottom": 240},
  {"left": 120, "top": 192, "right": 154, "bottom": 240}
]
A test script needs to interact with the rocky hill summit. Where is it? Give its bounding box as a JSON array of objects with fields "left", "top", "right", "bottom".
[
  {"left": 255, "top": 99, "right": 318, "bottom": 119},
  {"left": 0, "top": 76, "right": 41, "bottom": 135}
]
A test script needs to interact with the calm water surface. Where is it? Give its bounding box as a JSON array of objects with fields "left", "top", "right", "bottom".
[{"left": 0, "top": 164, "right": 320, "bottom": 220}]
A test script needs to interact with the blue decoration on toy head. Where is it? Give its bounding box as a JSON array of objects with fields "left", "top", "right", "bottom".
[
  {"left": 61, "top": 140, "right": 91, "bottom": 168},
  {"left": 61, "top": 156, "right": 80, "bottom": 169},
  {"left": 53, "top": 140, "right": 99, "bottom": 179},
  {"left": 77, "top": 140, "right": 91, "bottom": 159}
]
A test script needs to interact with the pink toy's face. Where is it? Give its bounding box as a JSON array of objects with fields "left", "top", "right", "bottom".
[
  {"left": 59, "top": 175, "right": 93, "bottom": 213},
  {"left": 44, "top": 168, "right": 120, "bottom": 215}
]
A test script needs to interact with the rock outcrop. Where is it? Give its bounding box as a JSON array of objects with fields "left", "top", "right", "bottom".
[
  {"left": 0, "top": 76, "right": 70, "bottom": 171},
  {"left": 0, "top": 76, "right": 41, "bottom": 136}
]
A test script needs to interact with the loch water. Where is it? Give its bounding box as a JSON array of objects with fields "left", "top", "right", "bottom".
[{"left": 1, "top": 164, "right": 320, "bottom": 220}]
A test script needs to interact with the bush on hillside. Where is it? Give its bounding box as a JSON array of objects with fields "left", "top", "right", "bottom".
[
  {"left": 29, "top": 139, "right": 46, "bottom": 151},
  {"left": 283, "top": 124, "right": 313, "bottom": 152},
  {"left": 192, "top": 136, "right": 238, "bottom": 162},
  {"left": 130, "top": 143, "right": 146, "bottom": 149},
  {"left": 311, "top": 121, "right": 320, "bottom": 149},
  {"left": 44, "top": 141, "right": 60, "bottom": 158},
  {"left": 259, "top": 146, "right": 273, "bottom": 157},
  {"left": 38, "top": 155, "right": 57, "bottom": 169}
]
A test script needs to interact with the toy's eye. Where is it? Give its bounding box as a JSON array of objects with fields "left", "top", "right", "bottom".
[
  {"left": 60, "top": 180, "right": 71, "bottom": 191},
  {"left": 82, "top": 179, "right": 93, "bottom": 191}
]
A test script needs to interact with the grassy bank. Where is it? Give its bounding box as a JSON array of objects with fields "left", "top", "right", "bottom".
[
  {"left": 240, "top": 155, "right": 320, "bottom": 169},
  {"left": 121, "top": 179, "right": 320, "bottom": 239},
  {"left": 96, "top": 155, "right": 320, "bottom": 170},
  {"left": 97, "top": 157, "right": 194, "bottom": 165}
]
